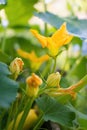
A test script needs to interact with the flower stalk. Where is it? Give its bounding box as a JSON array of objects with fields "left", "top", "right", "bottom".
[
  {"left": 17, "top": 97, "right": 34, "bottom": 130},
  {"left": 43, "top": 0, "right": 48, "bottom": 36},
  {"left": 52, "top": 57, "right": 57, "bottom": 73},
  {"left": 1, "top": 28, "right": 6, "bottom": 52},
  {"left": 33, "top": 111, "right": 44, "bottom": 130}
]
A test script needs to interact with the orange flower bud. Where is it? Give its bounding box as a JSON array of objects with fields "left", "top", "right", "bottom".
[
  {"left": 26, "top": 73, "right": 42, "bottom": 97},
  {"left": 9, "top": 57, "right": 24, "bottom": 79}
]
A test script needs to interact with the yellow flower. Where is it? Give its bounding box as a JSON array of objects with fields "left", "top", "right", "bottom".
[
  {"left": 17, "top": 49, "right": 49, "bottom": 71},
  {"left": 30, "top": 23, "right": 73, "bottom": 57},
  {"left": 7, "top": 109, "right": 38, "bottom": 130},
  {"left": 47, "top": 79, "right": 84, "bottom": 99},
  {"left": 26, "top": 73, "right": 42, "bottom": 97},
  {"left": 9, "top": 57, "right": 24, "bottom": 79}
]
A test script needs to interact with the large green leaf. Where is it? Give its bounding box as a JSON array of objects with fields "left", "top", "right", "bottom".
[
  {"left": 35, "top": 12, "right": 87, "bottom": 39},
  {"left": 67, "top": 56, "right": 87, "bottom": 81},
  {"left": 78, "top": 112, "right": 87, "bottom": 130},
  {"left": 0, "top": 62, "right": 18, "bottom": 108},
  {"left": 36, "top": 95, "right": 75, "bottom": 127},
  {"left": 69, "top": 104, "right": 87, "bottom": 130},
  {"left": 5, "top": 0, "right": 38, "bottom": 26}
]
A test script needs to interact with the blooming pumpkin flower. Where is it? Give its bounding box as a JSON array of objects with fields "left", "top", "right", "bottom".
[
  {"left": 30, "top": 23, "right": 73, "bottom": 57},
  {"left": 26, "top": 73, "right": 42, "bottom": 97},
  {"left": 17, "top": 49, "right": 49, "bottom": 71}
]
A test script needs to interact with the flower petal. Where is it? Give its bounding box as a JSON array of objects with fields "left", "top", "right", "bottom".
[
  {"left": 17, "top": 49, "right": 31, "bottom": 59},
  {"left": 52, "top": 23, "right": 73, "bottom": 46},
  {"left": 30, "top": 29, "right": 47, "bottom": 48}
]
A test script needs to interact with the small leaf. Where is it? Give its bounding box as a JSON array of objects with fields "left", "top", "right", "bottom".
[
  {"left": 36, "top": 95, "right": 75, "bottom": 127},
  {"left": 0, "top": 62, "right": 18, "bottom": 108}
]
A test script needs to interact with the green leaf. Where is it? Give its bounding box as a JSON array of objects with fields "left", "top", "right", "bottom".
[
  {"left": 0, "top": 50, "right": 11, "bottom": 63},
  {"left": 2, "top": 36, "right": 43, "bottom": 58},
  {"left": 68, "top": 104, "right": 87, "bottom": 130},
  {"left": 5, "top": 0, "right": 38, "bottom": 26},
  {"left": 35, "top": 12, "right": 87, "bottom": 39},
  {"left": 71, "top": 36, "right": 82, "bottom": 47},
  {"left": 67, "top": 56, "right": 87, "bottom": 81},
  {"left": 36, "top": 95, "right": 75, "bottom": 127},
  {"left": 0, "top": 62, "right": 18, "bottom": 108},
  {"left": 78, "top": 113, "right": 87, "bottom": 129}
]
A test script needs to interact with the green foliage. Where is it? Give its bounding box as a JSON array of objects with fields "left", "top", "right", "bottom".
[
  {"left": 4, "top": 36, "right": 36, "bottom": 57},
  {"left": 35, "top": 11, "right": 87, "bottom": 39},
  {"left": 71, "top": 36, "right": 82, "bottom": 47},
  {"left": 5, "top": 0, "right": 38, "bottom": 26},
  {"left": 0, "top": 62, "right": 18, "bottom": 108},
  {"left": 0, "top": 50, "right": 11, "bottom": 63},
  {"left": 67, "top": 56, "right": 87, "bottom": 81},
  {"left": 78, "top": 112, "right": 87, "bottom": 130},
  {"left": 36, "top": 95, "right": 76, "bottom": 127},
  {"left": 0, "top": 0, "right": 87, "bottom": 129},
  {"left": 69, "top": 104, "right": 87, "bottom": 130}
]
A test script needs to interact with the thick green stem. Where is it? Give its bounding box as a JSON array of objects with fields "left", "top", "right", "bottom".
[
  {"left": 12, "top": 95, "right": 26, "bottom": 130},
  {"left": 17, "top": 97, "right": 34, "bottom": 130},
  {"left": 42, "top": 59, "right": 52, "bottom": 77},
  {"left": 52, "top": 57, "right": 57, "bottom": 73},
  {"left": 1, "top": 28, "right": 6, "bottom": 52},
  {"left": 33, "top": 111, "right": 44, "bottom": 130},
  {"left": 6, "top": 103, "right": 14, "bottom": 130},
  {"left": 44, "top": 23, "right": 47, "bottom": 36},
  {"left": 43, "top": 0, "right": 48, "bottom": 36}
]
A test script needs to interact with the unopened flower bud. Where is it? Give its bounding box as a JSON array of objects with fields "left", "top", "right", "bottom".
[
  {"left": 9, "top": 57, "right": 24, "bottom": 79},
  {"left": 26, "top": 73, "right": 42, "bottom": 97},
  {"left": 46, "top": 72, "right": 61, "bottom": 87}
]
